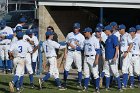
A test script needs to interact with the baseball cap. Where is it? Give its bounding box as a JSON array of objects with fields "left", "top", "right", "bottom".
[
  {"left": 0, "top": 20, "right": 6, "bottom": 28},
  {"left": 96, "top": 23, "right": 104, "bottom": 29},
  {"left": 128, "top": 27, "right": 136, "bottom": 33},
  {"left": 95, "top": 27, "right": 102, "bottom": 32},
  {"left": 45, "top": 31, "right": 54, "bottom": 36},
  {"left": 16, "top": 32, "right": 24, "bottom": 38},
  {"left": 83, "top": 27, "right": 92, "bottom": 33},
  {"left": 20, "top": 17, "right": 27, "bottom": 23},
  {"left": 110, "top": 22, "right": 117, "bottom": 27},
  {"left": 104, "top": 25, "right": 112, "bottom": 31},
  {"left": 15, "top": 26, "right": 22, "bottom": 31},
  {"left": 73, "top": 23, "right": 80, "bottom": 29},
  {"left": 118, "top": 24, "right": 126, "bottom": 30},
  {"left": 136, "top": 25, "right": 140, "bottom": 30},
  {"left": 26, "top": 29, "right": 32, "bottom": 35}
]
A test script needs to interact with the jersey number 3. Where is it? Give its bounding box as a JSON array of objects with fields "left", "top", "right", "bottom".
[{"left": 18, "top": 46, "right": 22, "bottom": 53}]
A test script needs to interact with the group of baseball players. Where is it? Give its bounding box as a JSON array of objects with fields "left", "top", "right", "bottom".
[
  {"left": 39, "top": 22, "right": 140, "bottom": 93},
  {"left": 0, "top": 17, "right": 39, "bottom": 93},
  {"left": 1, "top": 17, "right": 140, "bottom": 93}
]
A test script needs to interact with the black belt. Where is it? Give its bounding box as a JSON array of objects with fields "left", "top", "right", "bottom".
[
  {"left": 85, "top": 55, "right": 94, "bottom": 57},
  {"left": 46, "top": 56, "right": 56, "bottom": 59},
  {"left": 132, "top": 54, "right": 139, "bottom": 57},
  {"left": 17, "top": 57, "right": 25, "bottom": 58},
  {"left": 0, "top": 43, "right": 10, "bottom": 45}
]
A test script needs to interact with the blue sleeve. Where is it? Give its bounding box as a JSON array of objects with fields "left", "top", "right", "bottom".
[
  {"left": 113, "top": 35, "right": 118, "bottom": 47},
  {"left": 58, "top": 41, "right": 67, "bottom": 46},
  {"left": 5, "top": 34, "right": 13, "bottom": 39},
  {"left": 95, "top": 49, "right": 100, "bottom": 55},
  {"left": 76, "top": 46, "right": 82, "bottom": 51}
]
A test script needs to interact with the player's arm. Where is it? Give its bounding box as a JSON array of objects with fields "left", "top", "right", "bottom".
[
  {"left": 26, "top": 38, "right": 35, "bottom": 45},
  {"left": 123, "top": 35, "right": 133, "bottom": 58},
  {"left": 33, "top": 37, "right": 39, "bottom": 53},
  {"left": 94, "top": 39, "right": 100, "bottom": 65},
  {"left": 113, "top": 36, "right": 119, "bottom": 61}
]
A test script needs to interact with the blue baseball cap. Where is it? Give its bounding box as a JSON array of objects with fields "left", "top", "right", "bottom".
[
  {"left": 118, "top": 24, "right": 126, "bottom": 30},
  {"left": 110, "top": 22, "right": 117, "bottom": 27},
  {"left": 26, "top": 29, "right": 32, "bottom": 35},
  {"left": 0, "top": 20, "right": 6, "bottom": 28},
  {"left": 95, "top": 27, "right": 102, "bottom": 32},
  {"left": 16, "top": 32, "right": 24, "bottom": 38},
  {"left": 104, "top": 25, "right": 112, "bottom": 31},
  {"left": 128, "top": 27, "right": 136, "bottom": 33},
  {"left": 136, "top": 25, "right": 140, "bottom": 30},
  {"left": 83, "top": 27, "right": 92, "bottom": 32},
  {"left": 96, "top": 23, "right": 104, "bottom": 29},
  {"left": 45, "top": 31, "right": 54, "bottom": 36},
  {"left": 20, "top": 17, "right": 27, "bottom": 23},
  {"left": 73, "top": 23, "right": 80, "bottom": 29},
  {"left": 16, "top": 26, "right": 22, "bottom": 31}
]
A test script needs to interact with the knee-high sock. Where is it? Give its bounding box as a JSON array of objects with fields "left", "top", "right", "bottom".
[
  {"left": 55, "top": 78, "right": 61, "bottom": 87},
  {"left": 122, "top": 74, "right": 128, "bottom": 87},
  {"left": 29, "top": 74, "right": 34, "bottom": 84},
  {"left": 42, "top": 72, "right": 50, "bottom": 81},
  {"left": 19, "top": 76, "right": 24, "bottom": 87},
  {"left": 106, "top": 77, "right": 110, "bottom": 88},
  {"left": 64, "top": 70, "right": 69, "bottom": 82},
  {"left": 32, "top": 62, "right": 36, "bottom": 74},
  {"left": 95, "top": 78, "right": 100, "bottom": 89},
  {"left": 130, "top": 76, "right": 134, "bottom": 85},
  {"left": 84, "top": 78, "right": 89, "bottom": 88},
  {"left": 78, "top": 72, "right": 82, "bottom": 83},
  {"left": 116, "top": 76, "right": 121, "bottom": 89}
]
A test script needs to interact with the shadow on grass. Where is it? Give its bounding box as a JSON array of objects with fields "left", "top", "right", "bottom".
[{"left": 0, "top": 88, "right": 10, "bottom": 93}]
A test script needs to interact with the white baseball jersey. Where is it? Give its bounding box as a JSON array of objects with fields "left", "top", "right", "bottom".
[
  {"left": 42, "top": 39, "right": 66, "bottom": 57},
  {"left": 23, "top": 35, "right": 39, "bottom": 48},
  {"left": 113, "top": 30, "right": 120, "bottom": 41},
  {"left": 131, "top": 35, "right": 140, "bottom": 55},
  {"left": 9, "top": 40, "right": 32, "bottom": 58},
  {"left": 0, "top": 26, "right": 13, "bottom": 44},
  {"left": 66, "top": 32, "right": 85, "bottom": 50},
  {"left": 84, "top": 35, "right": 100, "bottom": 56},
  {"left": 120, "top": 33, "right": 133, "bottom": 52}
]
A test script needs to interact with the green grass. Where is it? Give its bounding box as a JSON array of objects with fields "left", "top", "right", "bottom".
[{"left": 0, "top": 74, "right": 140, "bottom": 93}]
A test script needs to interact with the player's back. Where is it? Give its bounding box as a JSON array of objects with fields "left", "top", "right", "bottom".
[{"left": 10, "top": 40, "right": 32, "bottom": 58}]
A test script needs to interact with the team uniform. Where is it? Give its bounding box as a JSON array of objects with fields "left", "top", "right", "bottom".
[
  {"left": 9, "top": 32, "right": 32, "bottom": 93},
  {"left": 83, "top": 27, "right": 100, "bottom": 92},
  {"left": 128, "top": 27, "right": 140, "bottom": 88},
  {"left": 23, "top": 33, "right": 39, "bottom": 74},
  {"left": 0, "top": 22, "right": 13, "bottom": 71},
  {"left": 64, "top": 31, "right": 85, "bottom": 87},
  {"left": 39, "top": 31, "right": 66, "bottom": 89},
  {"left": 120, "top": 33, "right": 133, "bottom": 88},
  {"left": 104, "top": 25, "right": 122, "bottom": 91}
]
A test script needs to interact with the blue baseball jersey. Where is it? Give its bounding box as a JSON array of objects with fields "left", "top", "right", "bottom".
[{"left": 105, "top": 34, "right": 118, "bottom": 60}]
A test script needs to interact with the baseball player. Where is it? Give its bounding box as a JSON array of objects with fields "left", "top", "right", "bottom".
[
  {"left": 118, "top": 24, "right": 133, "bottom": 89},
  {"left": 104, "top": 25, "right": 122, "bottom": 92},
  {"left": 18, "top": 29, "right": 37, "bottom": 89},
  {"left": 0, "top": 20, "right": 13, "bottom": 73},
  {"left": 94, "top": 27, "right": 107, "bottom": 88},
  {"left": 8, "top": 32, "right": 33, "bottom": 93},
  {"left": 82, "top": 27, "right": 100, "bottom": 93},
  {"left": 23, "top": 29, "right": 39, "bottom": 74},
  {"left": 14, "top": 17, "right": 27, "bottom": 31},
  {"left": 128, "top": 27, "right": 140, "bottom": 89},
  {"left": 63, "top": 23, "right": 85, "bottom": 88},
  {"left": 12, "top": 26, "right": 23, "bottom": 44},
  {"left": 38, "top": 31, "right": 66, "bottom": 90}
]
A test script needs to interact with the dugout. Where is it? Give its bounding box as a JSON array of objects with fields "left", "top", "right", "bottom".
[{"left": 38, "top": 0, "right": 140, "bottom": 72}]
